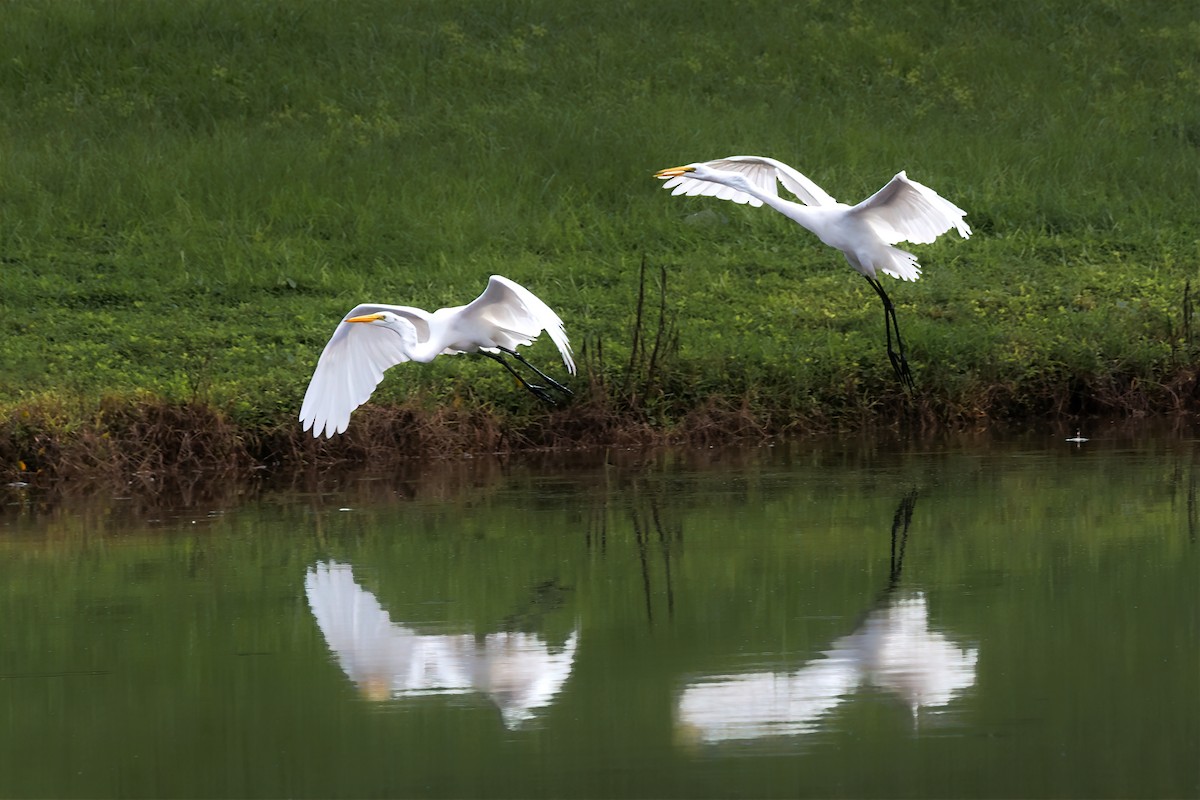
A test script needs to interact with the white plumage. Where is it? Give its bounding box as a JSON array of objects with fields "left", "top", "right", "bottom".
[
  {"left": 657, "top": 156, "right": 970, "bottom": 281},
  {"left": 655, "top": 155, "right": 972, "bottom": 387},
  {"left": 299, "top": 275, "right": 575, "bottom": 438}
]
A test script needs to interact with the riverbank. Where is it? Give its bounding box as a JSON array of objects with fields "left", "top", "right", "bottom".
[{"left": 4, "top": 369, "right": 1197, "bottom": 493}]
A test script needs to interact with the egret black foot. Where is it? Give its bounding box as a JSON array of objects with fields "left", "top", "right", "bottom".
[
  {"left": 525, "top": 383, "right": 559, "bottom": 405},
  {"left": 499, "top": 346, "right": 574, "bottom": 398},
  {"left": 888, "top": 352, "right": 915, "bottom": 390}
]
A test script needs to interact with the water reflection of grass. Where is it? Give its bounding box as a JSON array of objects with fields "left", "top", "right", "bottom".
[
  {"left": 1, "top": 448, "right": 1194, "bottom": 800},
  {"left": 2, "top": 0, "right": 1199, "bottom": 479}
]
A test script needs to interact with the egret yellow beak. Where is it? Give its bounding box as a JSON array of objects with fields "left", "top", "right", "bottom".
[
  {"left": 654, "top": 165, "right": 695, "bottom": 180},
  {"left": 347, "top": 313, "right": 385, "bottom": 323}
]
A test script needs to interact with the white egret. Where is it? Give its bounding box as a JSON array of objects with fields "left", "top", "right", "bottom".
[
  {"left": 299, "top": 275, "right": 575, "bottom": 438},
  {"left": 654, "top": 156, "right": 972, "bottom": 388}
]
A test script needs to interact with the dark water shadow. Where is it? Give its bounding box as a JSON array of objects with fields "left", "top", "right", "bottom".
[{"left": 6, "top": 421, "right": 1200, "bottom": 545}]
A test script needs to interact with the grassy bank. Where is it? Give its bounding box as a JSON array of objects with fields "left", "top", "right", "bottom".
[{"left": 2, "top": 0, "right": 1199, "bottom": 482}]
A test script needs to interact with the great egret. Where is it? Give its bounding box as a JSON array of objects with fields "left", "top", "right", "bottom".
[
  {"left": 299, "top": 275, "right": 575, "bottom": 438},
  {"left": 654, "top": 156, "right": 972, "bottom": 388}
]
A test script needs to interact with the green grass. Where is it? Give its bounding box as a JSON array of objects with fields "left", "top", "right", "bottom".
[{"left": 2, "top": 0, "right": 1199, "bottom": 450}]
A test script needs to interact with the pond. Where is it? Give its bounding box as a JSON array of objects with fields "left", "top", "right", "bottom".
[{"left": 1, "top": 428, "right": 1197, "bottom": 798}]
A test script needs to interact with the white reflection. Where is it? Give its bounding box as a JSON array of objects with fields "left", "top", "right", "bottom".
[
  {"left": 678, "top": 656, "right": 859, "bottom": 742},
  {"left": 841, "top": 593, "right": 978, "bottom": 715},
  {"left": 677, "top": 592, "right": 977, "bottom": 744},
  {"left": 305, "top": 561, "right": 578, "bottom": 729}
]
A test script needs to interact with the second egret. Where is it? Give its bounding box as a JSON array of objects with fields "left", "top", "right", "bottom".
[{"left": 654, "top": 155, "right": 972, "bottom": 388}]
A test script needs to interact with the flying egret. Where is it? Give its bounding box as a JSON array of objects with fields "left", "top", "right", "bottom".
[
  {"left": 654, "top": 156, "right": 972, "bottom": 388},
  {"left": 299, "top": 275, "right": 575, "bottom": 438}
]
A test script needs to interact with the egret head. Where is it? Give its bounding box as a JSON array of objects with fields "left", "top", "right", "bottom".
[
  {"left": 653, "top": 163, "right": 698, "bottom": 181},
  {"left": 347, "top": 311, "right": 390, "bottom": 325},
  {"left": 346, "top": 311, "right": 419, "bottom": 350},
  {"left": 654, "top": 162, "right": 750, "bottom": 194}
]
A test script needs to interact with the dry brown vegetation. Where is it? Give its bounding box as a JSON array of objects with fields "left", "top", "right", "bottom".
[{"left": 4, "top": 362, "right": 1199, "bottom": 500}]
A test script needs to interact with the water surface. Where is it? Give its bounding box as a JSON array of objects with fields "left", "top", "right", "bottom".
[{"left": 1, "top": 432, "right": 1196, "bottom": 798}]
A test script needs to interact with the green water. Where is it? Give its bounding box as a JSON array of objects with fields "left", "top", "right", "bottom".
[{"left": 1, "top": 434, "right": 1197, "bottom": 798}]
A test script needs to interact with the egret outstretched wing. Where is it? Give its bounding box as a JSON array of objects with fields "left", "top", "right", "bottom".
[
  {"left": 462, "top": 275, "right": 576, "bottom": 374},
  {"left": 850, "top": 171, "right": 972, "bottom": 246},
  {"left": 661, "top": 155, "right": 839, "bottom": 208},
  {"left": 299, "top": 304, "right": 421, "bottom": 438}
]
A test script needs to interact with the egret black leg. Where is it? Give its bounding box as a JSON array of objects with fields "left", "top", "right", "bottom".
[
  {"left": 498, "top": 347, "right": 574, "bottom": 397},
  {"left": 480, "top": 351, "right": 558, "bottom": 404},
  {"left": 865, "top": 276, "right": 915, "bottom": 390}
]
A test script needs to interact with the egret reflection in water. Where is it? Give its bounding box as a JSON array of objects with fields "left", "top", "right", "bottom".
[
  {"left": 677, "top": 492, "right": 978, "bottom": 744},
  {"left": 305, "top": 561, "right": 578, "bottom": 729}
]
